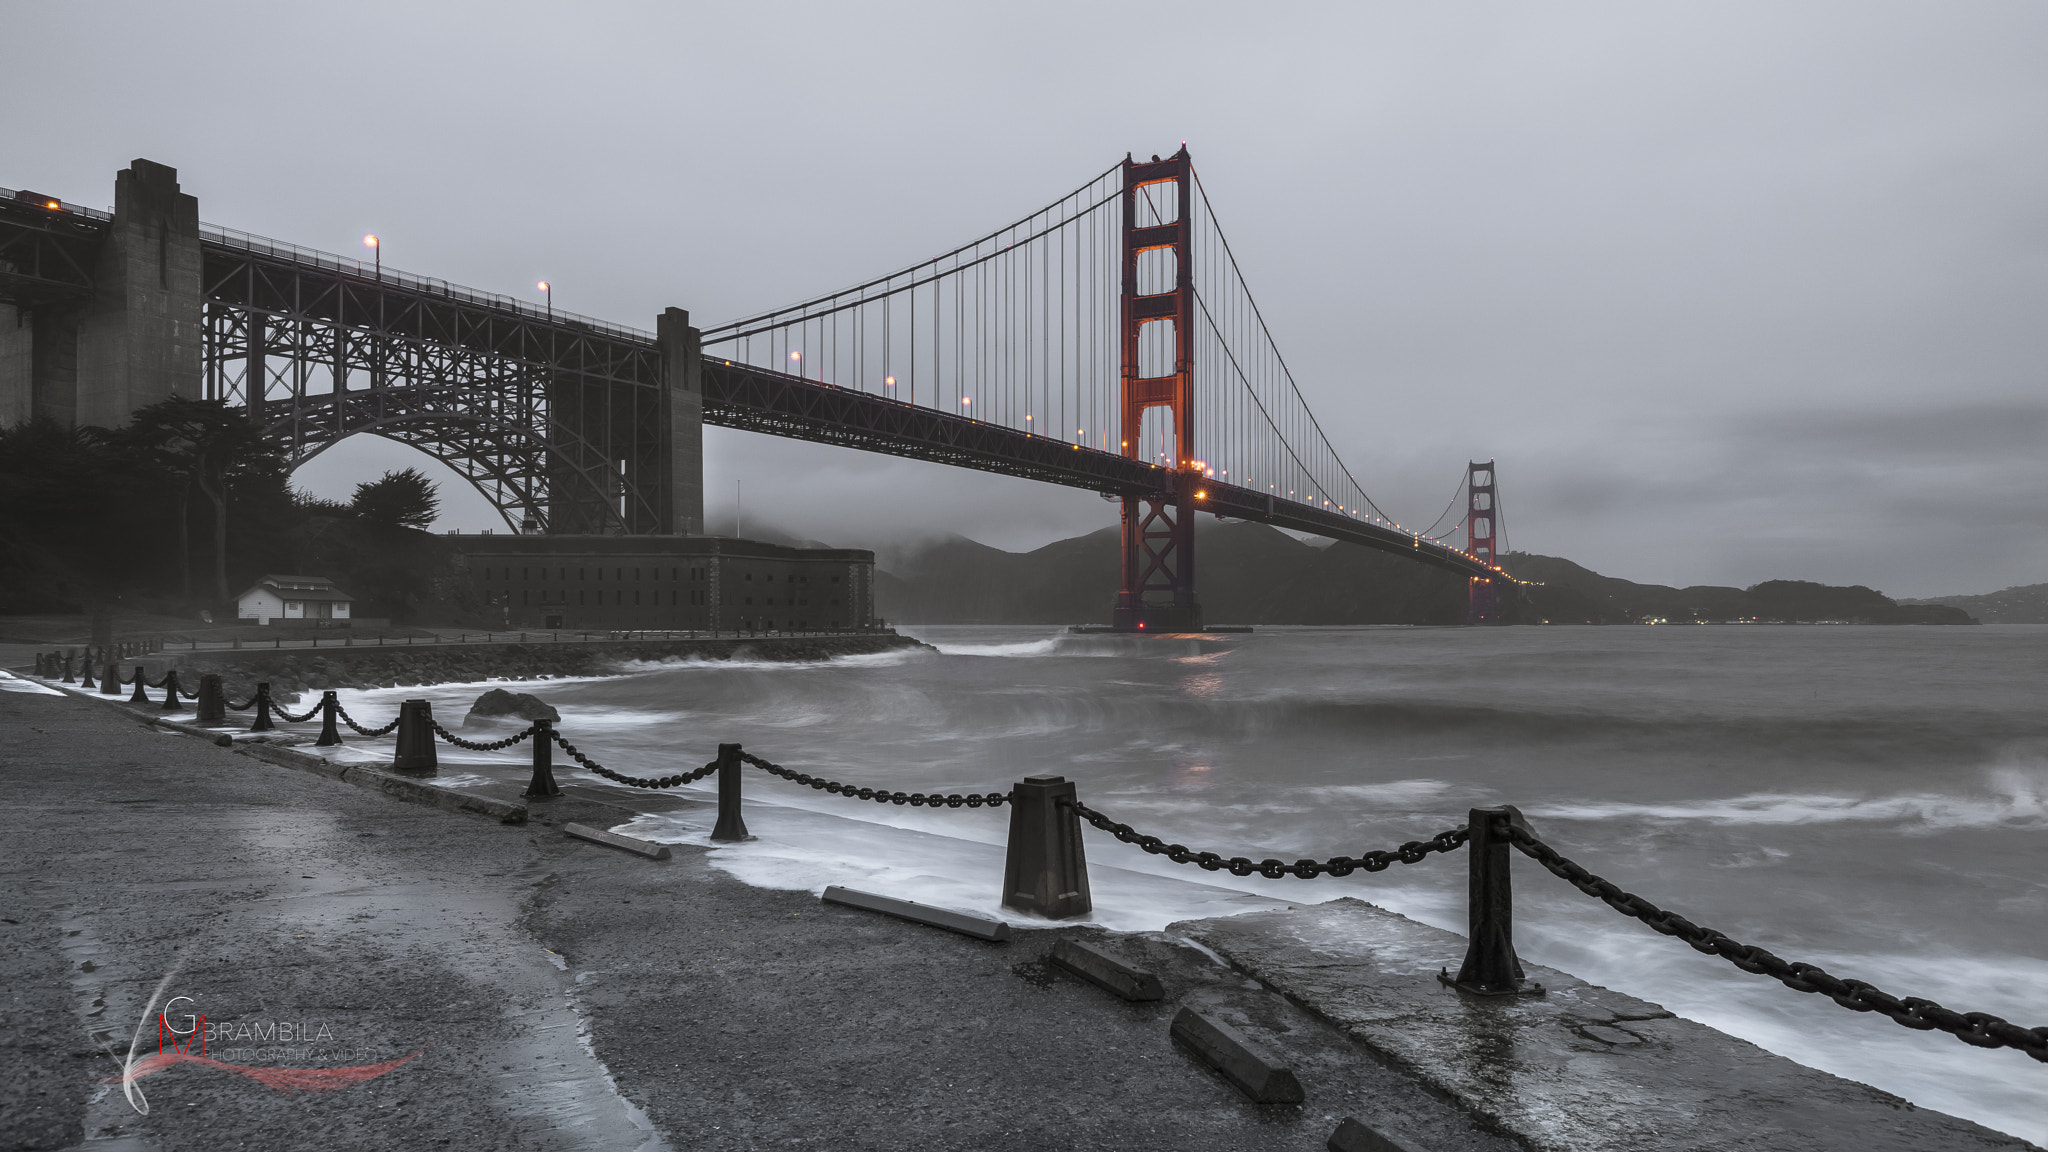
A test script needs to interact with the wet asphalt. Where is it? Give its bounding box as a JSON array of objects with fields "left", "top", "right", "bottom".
[{"left": 0, "top": 683, "right": 1518, "bottom": 1152}]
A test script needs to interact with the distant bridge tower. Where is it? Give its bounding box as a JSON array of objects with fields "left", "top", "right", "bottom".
[
  {"left": 1113, "top": 148, "right": 1201, "bottom": 633},
  {"left": 1467, "top": 459, "right": 1500, "bottom": 624}
]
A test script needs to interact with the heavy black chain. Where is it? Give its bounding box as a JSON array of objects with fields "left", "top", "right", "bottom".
[
  {"left": 272, "top": 700, "right": 322, "bottom": 723},
  {"left": 429, "top": 719, "right": 539, "bottom": 752},
  {"left": 1507, "top": 827, "right": 2048, "bottom": 1062},
  {"left": 226, "top": 695, "right": 258, "bottom": 711},
  {"left": 734, "top": 751, "right": 1011, "bottom": 809},
  {"left": 1065, "top": 798, "right": 1469, "bottom": 878},
  {"left": 335, "top": 704, "right": 401, "bottom": 737},
  {"left": 550, "top": 731, "right": 720, "bottom": 790}
]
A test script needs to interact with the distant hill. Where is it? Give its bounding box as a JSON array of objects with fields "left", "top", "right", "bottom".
[
  {"left": 870, "top": 521, "right": 1976, "bottom": 625},
  {"left": 1900, "top": 583, "right": 2048, "bottom": 624},
  {"left": 1504, "top": 555, "right": 1973, "bottom": 625}
]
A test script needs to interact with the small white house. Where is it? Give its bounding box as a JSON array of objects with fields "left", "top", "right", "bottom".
[{"left": 235, "top": 574, "right": 355, "bottom": 625}]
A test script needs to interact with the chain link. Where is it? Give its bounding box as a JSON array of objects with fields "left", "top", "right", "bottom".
[
  {"left": 1507, "top": 827, "right": 2048, "bottom": 1062},
  {"left": 226, "top": 695, "right": 258, "bottom": 711},
  {"left": 550, "top": 731, "right": 719, "bottom": 790},
  {"left": 429, "top": 719, "right": 540, "bottom": 752},
  {"left": 1064, "top": 798, "right": 1467, "bottom": 878},
  {"left": 272, "top": 700, "right": 322, "bottom": 724},
  {"left": 734, "top": 751, "right": 1010, "bottom": 809},
  {"left": 334, "top": 704, "right": 400, "bottom": 737}
]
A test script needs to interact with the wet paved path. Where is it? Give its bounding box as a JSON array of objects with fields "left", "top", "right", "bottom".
[{"left": 1, "top": 685, "right": 1516, "bottom": 1152}]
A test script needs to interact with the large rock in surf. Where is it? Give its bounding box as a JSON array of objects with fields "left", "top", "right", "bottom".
[{"left": 462, "top": 688, "right": 561, "bottom": 728}]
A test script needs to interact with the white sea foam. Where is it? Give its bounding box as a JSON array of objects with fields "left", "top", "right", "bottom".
[
  {"left": 924, "top": 638, "right": 1068, "bottom": 658},
  {"left": 613, "top": 795, "right": 1297, "bottom": 934},
  {"left": 1526, "top": 768, "right": 2048, "bottom": 832}
]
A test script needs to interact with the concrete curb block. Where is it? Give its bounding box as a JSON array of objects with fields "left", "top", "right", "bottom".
[
  {"left": 562, "top": 823, "right": 673, "bottom": 859},
  {"left": 340, "top": 765, "right": 528, "bottom": 824},
  {"left": 146, "top": 716, "right": 235, "bottom": 746},
  {"left": 1048, "top": 938, "right": 1165, "bottom": 1000},
  {"left": 821, "top": 885, "right": 1012, "bottom": 942},
  {"left": 1169, "top": 1005, "right": 1304, "bottom": 1104},
  {"left": 1327, "top": 1116, "right": 1422, "bottom": 1152}
]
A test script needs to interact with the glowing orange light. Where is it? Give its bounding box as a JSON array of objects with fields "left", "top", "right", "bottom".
[
  {"left": 1195, "top": 490, "right": 1207, "bottom": 499},
  {"left": 363, "top": 235, "right": 378, "bottom": 248},
  {"left": 44, "top": 199, "right": 60, "bottom": 209},
  {"left": 961, "top": 397, "right": 971, "bottom": 405},
  {"left": 537, "top": 281, "right": 549, "bottom": 291},
  {"left": 790, "top": 351, "right": 801, "bottom": 361},
  {"left": 884, "top": 376, "right": 895, "bottom": 386}
]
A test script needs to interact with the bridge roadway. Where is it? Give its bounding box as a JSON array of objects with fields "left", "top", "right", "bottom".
[{"left": 700, "top": 358, "right": 1500, "bottom": 581}]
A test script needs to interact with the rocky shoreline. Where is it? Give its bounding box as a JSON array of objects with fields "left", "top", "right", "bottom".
[{"left": 157, "top": 632, "right": 930, "bottom": 704}]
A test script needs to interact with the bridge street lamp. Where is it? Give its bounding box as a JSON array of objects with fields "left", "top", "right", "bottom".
[
  {"left": 363, "top": 234, "right": 380, "bottom": 281},
  {"left": 538, "top": 281, "right": 551, "bottom": 319}
]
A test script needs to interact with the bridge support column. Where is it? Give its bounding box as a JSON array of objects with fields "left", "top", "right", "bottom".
[
  {"left": 658, "top": 307, "right": 704, "bottom": 535},
  {"left": 1467, "top": 460, "right": 1501, "bottom": 625},
  {"left": 75, "top": 160, "right": 203, "bottom": 429},
  {"left": 1112, "top": 147, "right": 1202, "bottom": 633},
  {"left": 0, "top": 304, "right": 81, "bottom": 427}
]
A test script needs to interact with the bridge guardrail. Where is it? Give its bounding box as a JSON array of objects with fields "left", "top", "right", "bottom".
[{"left": 198, "top": 223, "right": 656, "bottom": 342}]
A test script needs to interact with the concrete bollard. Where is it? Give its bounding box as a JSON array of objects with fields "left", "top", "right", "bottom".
[
  {"left": 249, "top": 683, "right": 276, "bottom": 732},
  {"left": 709, "top": 743, "right": 752, "bottom": 842},
  {"left": 314, "top": 691, "right": 342, "bottom": 746},
  {"left": 159, "top": 670, "right": 183, "bottom": 711},
  {"left": 99, "top": 661, "right": 124, "bottom": 695},
  {"left": 61, "top": 651, "right": 75, "bottom": 683},
  {"left": 391, "top": 699, "right": 438, "bottom": 775},
  {"left": 523, "top": 719, "right": 562, "bottom": 798},
  {"left": 128, "top": 665, "right": 151, "bottom": 704},
  {"left": 194, "top": 674, "right": 227, "bottom": 725},
  {"left": 1439, "top": 805, "right": 1544, "bottom": 997},
  {"left": 1000, "top": 775, "right": 1092, "bottom": 920},
  {"left": 78, "top": 655, "right": 97, "bottom": 690}
]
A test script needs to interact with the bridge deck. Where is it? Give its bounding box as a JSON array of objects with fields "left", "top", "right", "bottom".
[{"left": 702, "top": 359, "right": 1498, "bottom": 581}]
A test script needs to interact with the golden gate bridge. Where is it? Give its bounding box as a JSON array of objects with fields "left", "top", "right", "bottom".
[{"left": 0, "top": 150, "right": 1510, "bottom": 628}]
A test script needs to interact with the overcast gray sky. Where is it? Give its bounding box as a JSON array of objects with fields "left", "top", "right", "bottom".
[{"left": 8, "top": 1, "right": 2043, "bottom": 597}]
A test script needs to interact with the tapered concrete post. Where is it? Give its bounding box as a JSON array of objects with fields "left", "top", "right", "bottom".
[
  {"left": 78, "top": 654, "right": 98, "bottom": 690},
  {"left": 314, "top": 691, "right": 342, "bottom": 746},
  {"left": 249, "top": 684, "right": 275, "bottom": 731},
  {"left": 158, "top": 670, "right": 182, "bottom": 711},
  {"left": 194, "top": 674, "right": 226, "bottom": 725},
  {"left": 128, "top": 666, "right": 151, "bottom": 703},
  {"left": 709, "top": 743, "right": 752, "bottom": 842},
  {"left": 99, "top": 662, "right": 124, "bottom": 695},
  {"left": 1440, "top": 805, "right": 1544, "bottom": 997},
  {"left": 523, "top": 719, "right": 562, "bottom": 798},
  {"left": 1001, "top": 775, "right": 1092, "bottom": 920},
  {"left": 61, "top": 652, "right": 75, "bottom": 683},
  {"left": 391, "top": 699, "right": 438, "bottom": 776}
]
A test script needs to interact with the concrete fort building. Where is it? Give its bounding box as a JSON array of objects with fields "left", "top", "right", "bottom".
[
  {"left": 456, "top": 535, "right": 876, "bottom": 634},
  {"left": 1, "top": 160, "right": 879, "bottom": 634}
]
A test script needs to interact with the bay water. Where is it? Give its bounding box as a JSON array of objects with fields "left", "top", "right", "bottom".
[{"left": 354, "top": 624, "right": 2048, "bottom": 1143}]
